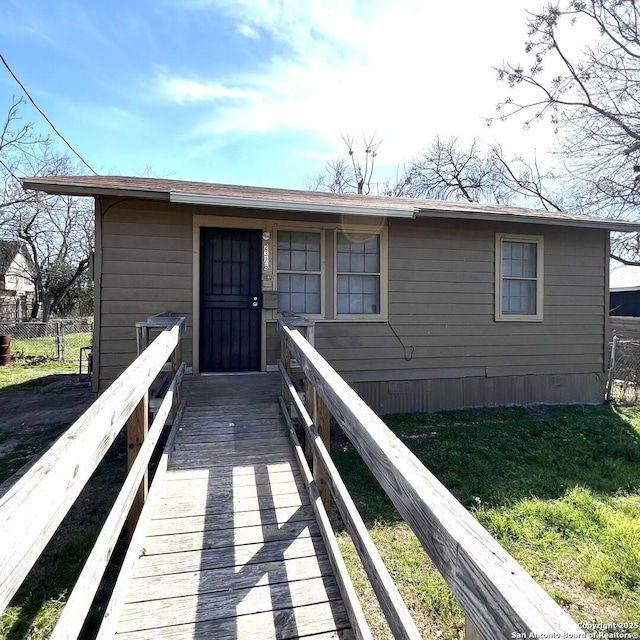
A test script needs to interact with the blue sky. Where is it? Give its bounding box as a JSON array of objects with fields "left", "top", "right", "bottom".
[{"left": 1, "top": 0, "right": 553, "bottom": 190}]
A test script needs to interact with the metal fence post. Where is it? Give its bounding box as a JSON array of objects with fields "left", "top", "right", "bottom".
[
  {"left": 56, "top": 322, "right": 62, "bottom": 361},
  {"left": 606, "top": 335, "right": 619, "bottom": 403}
]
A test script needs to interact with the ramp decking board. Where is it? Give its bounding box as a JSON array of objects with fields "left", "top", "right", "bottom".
[
  {"left": 145, "top": 504, "right": 316, "bottom": 537},
  {"left": 114, "top": 373, "right": 353, "bottom": 639}
]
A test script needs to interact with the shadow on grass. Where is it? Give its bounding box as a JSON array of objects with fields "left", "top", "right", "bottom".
[
  {"left": 332, "top": 404, "right": 640, "bottom": 524},
  {"left": 0, "top": 371, "right": 94, "bottom": 490},
  {"left": 0, "top": 361, "right": 84, "bottom": 394},
  {"left": 0, "top": 435, "right": 128, "bottom": 640}
]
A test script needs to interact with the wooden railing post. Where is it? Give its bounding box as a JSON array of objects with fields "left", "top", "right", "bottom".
[
  {"left": 313, "top": 390, "right": 331, "bottom": 510},
  {"left": 170, "top": 342, "right": 182, "bottom": 423},
  {"left": 126, "top": 392, "right": 149, "bottom": 538},
  {"left": 303, "top": 376, "right": 315, "bottom": 463},
  {"left": 281, "top": 338, "right": 292, "bottom": 413}
]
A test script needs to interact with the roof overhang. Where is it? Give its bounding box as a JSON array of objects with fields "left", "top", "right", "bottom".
[
  {"left": 415, "top": 207, "right": 640, "bottom": 232},
  {"left": 20, "top": 177, "right": 168, "bottom": 201},
  {"left": 19, "top": 175, "right": 640, "bottom": 232},
  {"left": 169, "top": 191, "right": 415, "bottom": 218}
]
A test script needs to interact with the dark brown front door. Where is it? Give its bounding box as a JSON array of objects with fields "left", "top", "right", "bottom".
[{"left": 200, "top": 227, "right": 262, "bottom": 372}]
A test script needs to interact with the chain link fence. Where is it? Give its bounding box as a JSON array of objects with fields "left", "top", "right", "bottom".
[
  {"left": 607, "top": 336, "right": 640, "bottom": 402},
  {"left": 0, "top": 319, "right": 93, "bottom": 362}
]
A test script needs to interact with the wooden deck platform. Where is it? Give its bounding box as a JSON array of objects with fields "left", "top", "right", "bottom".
[{"left": 114, "top": 373, "right": 353, "bottom": 640}]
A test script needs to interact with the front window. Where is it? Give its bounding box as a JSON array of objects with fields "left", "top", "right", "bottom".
[
  {"left": 495, "top": 234, "right": 543, "bottom": 321},
  {"left": 336, "top": 232, "right": 381, "bottom": 315},
  {"left": 277, "top": 231, "right": 321, "bottom": 314}
]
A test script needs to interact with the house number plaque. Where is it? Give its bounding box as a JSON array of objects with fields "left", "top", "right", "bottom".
[{"left": 262, "top": 232, "right": 270, "bottom": 271}]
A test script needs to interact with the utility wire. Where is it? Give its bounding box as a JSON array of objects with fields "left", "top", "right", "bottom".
[
  {"left": 0, "top": 53, "right": 98, "bottom": 175},
  {"left": 0, "top": 157, "right": 20, "bottom": 183}
]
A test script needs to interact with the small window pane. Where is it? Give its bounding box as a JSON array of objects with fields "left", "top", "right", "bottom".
[
  {"left": 364, "top": 253, "right": 379, "bottom": 273},
  {"left": 307, "top": 250, "right": 320, "bottom": 271},
  {"left": 307, "top": 233, "right": 320, "bottom": 251},
  {"left": 278, "top": 231, "right": 291, "bottom": 249},
  {"left": 336, "top": 233, "right": 350, "bottom": 251},
  {"left": 349, "top": 294, "right": 363, "bottom": 314},
  {"left": 364, "top": 235, "right": 379, "bottom": 253},
  {"left": 291, "top": 250, "right": 306, "bottom": 270},
  {"left": 291, "top": 293, "right": 305, "bottom": 310},
  {"left": 291, "top": 232, "right": 306, "bottom": 251},
  {"left": 349, "top": 275, "right": 364, "bottom": 294},
  {"left": 291, "top": 274, "right": 305, "bottom": 291},
  {"left": 363, "top": 294, "right": 378, "bottom": 314},
  {"left": 350, "top": 254, "right": 365, "bottom": 273},
  {"left": 306, "top": 275, "right": 320, "bottom": 293},
  {"left": 363, "top": 276, "right": 377, "bottom": 294},
  {"left": 306, "top": 293, "right": 320, "bottom": 314},
  {"left": 278, "top": 292, "right": 290, "bottom": 311},
  {"left": 337, "top": 253, "right": 350, "bottom": 272}
]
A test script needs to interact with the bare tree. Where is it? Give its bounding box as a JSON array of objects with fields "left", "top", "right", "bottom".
[
  {"left": 0, "top": 99, "right": 94, "bottom": 320},
  {"left": 493, "top": 0, "right": 640, "bottom": 260},
  {"left": 0, "top": 98, "right": 51, "bottom": 217},
  {"left": 309, "top": 134, "right": 383, "bottom": 195},
  {"left": 402, "top": 137, "right": 510, "bottom": 202}
]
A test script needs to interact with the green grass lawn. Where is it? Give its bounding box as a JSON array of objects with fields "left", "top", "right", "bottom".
[
  {"left": 9, "top": 332, "right": 92, "bottom": 362},
  {"left": 0, "top": 360, "right": 77, "bottom": 391},
  {"left": 332, "top": 404, "right": 640, "bottom": 638}
]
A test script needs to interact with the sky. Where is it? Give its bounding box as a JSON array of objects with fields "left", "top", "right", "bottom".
[{"left": 0, "top": 0, "right": 558, "bottom": 191}]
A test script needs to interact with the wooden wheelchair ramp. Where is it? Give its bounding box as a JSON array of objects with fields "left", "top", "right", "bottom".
[{"left": 114, "top": 373, "right": 353, "bottom": 639}]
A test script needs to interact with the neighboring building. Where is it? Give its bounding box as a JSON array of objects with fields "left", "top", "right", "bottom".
[
  {"left": 0, "top": 240, "right": 35, "bottom": 322},
  {"left": 609, "top": 264, "right": 640, "bottom": 317},
  {"left": 21, "top": 175, "right": 640, "bottom": 413}
]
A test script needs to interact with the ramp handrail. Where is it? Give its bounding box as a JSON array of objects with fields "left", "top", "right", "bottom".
[
  {"left": 0, "top": 313, "right": 187, "bottom": 638},
  {"left": 278, "top": 318, "right": 587, "bottom": 640}
]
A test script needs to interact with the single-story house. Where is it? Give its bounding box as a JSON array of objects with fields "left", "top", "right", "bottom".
[
  {"left": 0, "top": 240, "right": 35, "bottom": 322},
  {"left": 21, "top": 175, "right": 640, "bottom": 413},
  {"left": 609, "top": 264, "right": 640, "bottom": 317}
]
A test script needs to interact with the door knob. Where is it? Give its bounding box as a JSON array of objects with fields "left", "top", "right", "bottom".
[{"left": 252, "top": 296, "right": 259, "bottom": 308}]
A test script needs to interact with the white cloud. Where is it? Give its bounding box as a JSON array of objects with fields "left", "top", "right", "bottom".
[
  {"left": 160, "top": 0, "right": 557, "bottom": 167},
  {"left": 237, "top": 23, "right": 260, "bottom": 39},
  {"left": 158, "top": 75, "right": 255, "bottom": 104}
]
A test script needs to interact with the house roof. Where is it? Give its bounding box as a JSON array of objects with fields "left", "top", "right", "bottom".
[
  {"left": 610, "top": 264, "right": 640, "bottom": 291},
  {"left": 0, "top": 240, "right": 28, "bottom": 276},
  {"left": 21, "top": 174, "right": 640, "bottom": 232}
]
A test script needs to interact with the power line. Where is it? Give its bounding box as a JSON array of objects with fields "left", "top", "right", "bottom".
[
  {"left": 0, "top": 157, "right": 20, "bottom": 183},
  {"left": 0, "top": 53, "right": 98, "bottom": 175}
]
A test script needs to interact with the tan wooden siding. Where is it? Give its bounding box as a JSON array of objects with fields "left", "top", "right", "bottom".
[
  {"left": 267, "top": 219, "right": 607, "bottom": 400},
  {"left": 98, "top": 199, "right": 607, "bottom": 410},
  {"left": 98, "top": 200, "right": 193, "bottom": 390}
]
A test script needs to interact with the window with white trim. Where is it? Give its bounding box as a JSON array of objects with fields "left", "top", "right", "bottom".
[
  {"left": 336, "top": 232, "right": 381, "bottom": 315},
  {"left": 495, "top": 234, "right": 544, "bottom": 321},
  {"left": 277, "top": 230, "right": 321, "bottom": 314}
]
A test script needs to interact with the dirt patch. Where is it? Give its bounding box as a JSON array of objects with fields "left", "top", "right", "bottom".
[
  {"left": 0, "top": 373, "right": 96, "bottom": 494},
  {"left": 0, "top": 373, "right": 95, "bottom": 431}
]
